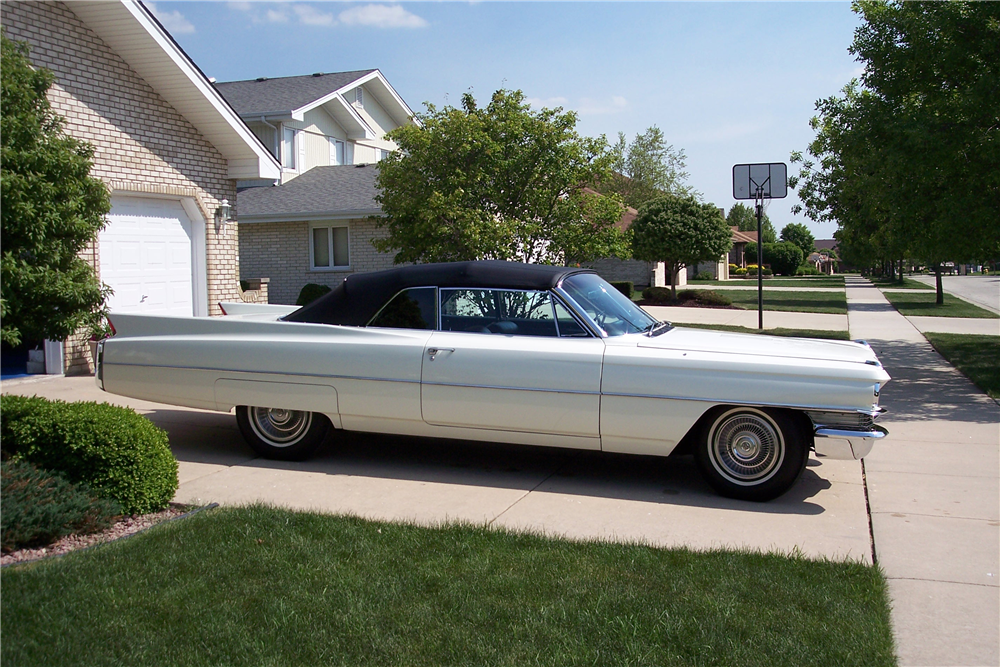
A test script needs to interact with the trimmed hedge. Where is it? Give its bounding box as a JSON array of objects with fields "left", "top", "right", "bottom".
[
  {"left": 676, "top": 289, "right": 733, "bottom": 307},
  {"left": 642, "top": 286, "right": 673, "bottom": 304},
  {"left": 296, "top": 283, "right": 332, "bottom": 306},
  {"left": 609, "top": 281, "right": 634, "bottom": 299},
  {"left": 1, "top": 460, "right": 121, "bottom": 552},
  {"left": 0, "top": 395, "right": 178, "bottom": 515}
]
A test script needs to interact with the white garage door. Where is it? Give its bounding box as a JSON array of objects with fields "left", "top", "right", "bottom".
[{"left": 100, "top": 196, "right": 194, "bottom": 316}]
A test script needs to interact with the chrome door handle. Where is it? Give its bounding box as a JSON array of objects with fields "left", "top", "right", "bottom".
[{"left": 427, "top": 347, "right": 455, "bottom": 360}]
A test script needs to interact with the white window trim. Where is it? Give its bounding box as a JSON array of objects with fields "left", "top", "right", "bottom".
[
  {"left": 329, "top": 138, "right": 345, "bottom": 166},
  {"left": 309, "top": 221, "right": 351, "bottom": 271}
]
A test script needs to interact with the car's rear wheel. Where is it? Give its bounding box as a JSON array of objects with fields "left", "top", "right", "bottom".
[
  {"left": 236, "top": 406, "right": 329, "bottom": 460},
  {"left": 695, "top": 406, "right": 808, "bottom": 502}
]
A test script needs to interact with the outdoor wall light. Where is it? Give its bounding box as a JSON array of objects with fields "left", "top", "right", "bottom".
[{"left": 215, "top": 199, "right": 231, "bottom": 233}]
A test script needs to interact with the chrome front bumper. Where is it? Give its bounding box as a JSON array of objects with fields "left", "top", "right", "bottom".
[{"left": 813, "top": 425, "right": 888, "bottom": 460}]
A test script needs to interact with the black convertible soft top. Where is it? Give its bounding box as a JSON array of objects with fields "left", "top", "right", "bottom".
[{"left": 283, "top": 261, "right": 595, "bottom": 326}]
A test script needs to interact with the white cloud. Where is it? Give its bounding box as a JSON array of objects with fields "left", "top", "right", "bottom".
[
  {"left": 577, "top": 95, "right": 628, "bottom": 116},
  {"left": 147, "top": 2, "right": 195, "bottom": 34},
  {"left": 525, "top": 96, "right": 568, "bottom": 110},
  {"left": 266, "top": 8, "right": 290, "bottom": 23},
  {"left": 293, "top": 4, "right": 336, "bottom": 26},
  {"left": 677, "top": 121, "right": 765, "bottom": 145},
  {"left": 338, "top": 4, "right": 428, "bottom": 29},
  {"left": 227, "top": 2, "right": 252, "bottom": 11}
]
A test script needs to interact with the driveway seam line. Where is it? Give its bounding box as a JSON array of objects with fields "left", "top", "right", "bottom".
[
  {"left": 886, "top": 576, "right": 999, "bottom": 589},
  {"left": 487, "top": 458, "right": 573, "bottom": 527}
]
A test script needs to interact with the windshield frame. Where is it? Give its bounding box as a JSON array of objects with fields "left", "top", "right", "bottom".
[{"left": 555, "top": 273, "right": 659, "bottom": 337}]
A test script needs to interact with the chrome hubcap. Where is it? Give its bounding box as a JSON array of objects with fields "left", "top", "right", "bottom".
[
  {"left": 711, "top": 410, "right": 783, "bottom": 484},
  {"left": 249, "top": 407, "right": 312, "bottom": 447}
]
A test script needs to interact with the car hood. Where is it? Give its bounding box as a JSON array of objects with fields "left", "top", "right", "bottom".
[{"left": 637, "top": 326, "right": 881, "bottom": 366}]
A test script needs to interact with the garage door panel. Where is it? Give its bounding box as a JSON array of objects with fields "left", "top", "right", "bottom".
[{"left": 100, "top": 196, "right": 195, "bottom": 316}]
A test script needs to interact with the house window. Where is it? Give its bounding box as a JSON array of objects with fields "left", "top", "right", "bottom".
[
  {"left": 330, "top": 139, "right": 345, "bottom": 166},
  {"left": 282, "top": 127, "right": 297, "bottom": 169},
  {"left": 377, "top": 149, "right": 391, "bottom": 162},
  {"left": 355, "top": 87, "right": 363, "bottom": 106},
  {"left": 310, "top": 224, "right": 349, "bottom": 269}
]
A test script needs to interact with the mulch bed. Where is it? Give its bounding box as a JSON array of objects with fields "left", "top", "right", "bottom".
[{"left": 2, "top": 504, "right": 194, "bottom": 567}]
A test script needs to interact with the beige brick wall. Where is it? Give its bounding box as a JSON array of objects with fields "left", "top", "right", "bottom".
[
  {"left": 3, "top": 2, "right": 242, "bottom": 375},
  {"left": 239, "top": 217, "right": 397, "bottom": 305}
]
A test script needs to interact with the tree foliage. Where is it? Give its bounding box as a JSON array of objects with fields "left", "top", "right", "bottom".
[
  {"left": 780, "top": 223, "right": 816, "bottom": 257},
  {"left": 604, "top": 126, "right": 696, "bottom": 208},
  {"left": 374, "top": 89, "right": 629, "bottom": 266},
  {"left": 726, "top": 203, "right": 777, "bottom": 244},
  {"left": 791, "top": 1, "right": 1000, "bottom": 301},
  {"left": 631, "top": 195, "right": 733, "bottom": 299},
  {"left": 1, "top": 34, "right": 110, "bottom": 346}
]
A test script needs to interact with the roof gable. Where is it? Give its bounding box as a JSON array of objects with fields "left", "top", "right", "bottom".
[
  {"left": 70, "top": 0, "right": 279, "bottom": 180},
  {"left": 215, "top": 70, "right": 376, "bottom": 117}
]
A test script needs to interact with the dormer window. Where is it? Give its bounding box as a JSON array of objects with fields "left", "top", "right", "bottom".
[
  {"left": 282, "top": 127, "right": 297, "bottom": 170},
  {"left": 354, "top": 87, "right": 363, "bottom": 107}
]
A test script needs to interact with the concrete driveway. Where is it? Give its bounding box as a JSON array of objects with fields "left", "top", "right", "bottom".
[{"left": 1, "top": 374, "right": 872, "bottom": 563}]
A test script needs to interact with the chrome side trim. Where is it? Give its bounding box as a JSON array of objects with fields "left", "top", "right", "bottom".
[
  {"left": 421, "top": 380, "right": 600, "bottom": 396},
  {"left": 600, "top": 391, "right": 885, "bottom": 415},
  {"left": 103, "top": 361, "right": 421, "bottom": 385}
]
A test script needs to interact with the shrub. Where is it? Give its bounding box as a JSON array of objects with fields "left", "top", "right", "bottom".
[
  {"left": 729, "top": 263, "right": 738, "bottom": 272},
  {"left": 797, "top": 266, "right": 823, "bottom": 276},
  {"left": 1, "top": 460, "right": 121, "bottom": 552},
  {"left": 766, "top": 241, "right": 805, "bottom": 276},
  {"left": 641, "top": 286, "right": 673, "bottom": 304},
  {"left": 676, "top": 290, "right": 732, "bottom": 307},
  {"left": 609, "top": 281, "right": 634, "bottom": 299},
  {"left": 693, "top": 271, "right": 714, "bottom": 281},
  {"left": 734, "top": 267, "right": 748, "bottom": 276},
  {"left": 0, "top": 395, "right": 178, "bottom": 515},
  {"left": 296, "top": 283, "right": 332, "bottom": 306}
]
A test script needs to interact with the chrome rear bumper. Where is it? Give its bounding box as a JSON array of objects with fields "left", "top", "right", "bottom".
[{"left": 813, "top": 425, "right": 888, "bottom": 460}]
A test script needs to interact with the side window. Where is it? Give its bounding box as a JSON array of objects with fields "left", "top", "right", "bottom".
[
  {"left": 369, "top": 288, "right": 436, "bottom": 330},
  {"left": 440, "top": 289, "right": 557, "bottom": 337},
  {"left": 553, "top": 299, "right": 590, "bottom": 337}
]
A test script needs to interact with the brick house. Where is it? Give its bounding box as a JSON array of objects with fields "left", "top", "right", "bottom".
[
  {"left": 2, "top": 0, "right": 280, "bottom": 374},
  {"left": 214, "top": 72, "right": 417, "bottom": 305}
]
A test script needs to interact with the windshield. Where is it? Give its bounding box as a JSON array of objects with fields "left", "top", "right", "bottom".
[{"left": 560, "top": 273, "right": 658, "bottom": 336}]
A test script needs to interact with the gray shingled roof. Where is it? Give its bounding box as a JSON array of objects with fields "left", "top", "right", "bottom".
[
  {"left": 216, "top": 70, "right": 376, "bottom": 116},
  {"left": 237, "top": 164, "right": 381, "bottom": 220}
]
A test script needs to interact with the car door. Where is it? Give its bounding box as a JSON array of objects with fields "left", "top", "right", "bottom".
[{"left": 421, "top": 288, "right": 604, "bottom": 442}]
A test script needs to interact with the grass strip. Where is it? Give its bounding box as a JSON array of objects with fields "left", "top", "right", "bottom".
[
  {"left": 718, "top": 290, "right": 848, "bottom": 314},
  {"left": 675, "top": 323, "right": 851, "bottom": 340},
  {"left": 870, "top": 277, "right": 934, "bottom": 290},
  {"left": 689, "top": 277, "right": 846, "bottom": 288},
  {"left": 2, "top": 504, "right": 896, "bottom": 667},
  {"left": 881, "top": 291, "right": 998, "bottom": 319},
  {"left": 924, "top": 333, "right": 1000, "bottom": 399}
]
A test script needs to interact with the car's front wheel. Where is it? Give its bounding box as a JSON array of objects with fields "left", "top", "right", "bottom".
[
  {"left": 695, "top": 406, "right": 808, "bottom": 502},
  {"left": 236, "top": 406, "right": 330, "bottom": 460}
]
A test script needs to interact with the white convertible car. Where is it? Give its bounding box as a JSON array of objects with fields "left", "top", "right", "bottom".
[{"left": 96, "top": 261, "right": 888, "bottom": 501}]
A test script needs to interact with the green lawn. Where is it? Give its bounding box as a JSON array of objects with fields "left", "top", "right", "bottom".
[
  {"left": 881, "top": 291, "right": 999, "bottom": 318},
  {"left": 870, "top": 277, "right": 934, "bottom": 290},
  {"left": 689, "top": 277, "right": 846, "bottom": 288},
  {"left": 2, "top": 504, "right": 896, "bottom": 667},
  {"left": 675, "top": 322, "right": 851, "bottom": 340},
  {"left": 924, "top": 333, "right": 1000, "bottom": 399},
  {"left": 721, "top": 290, "right": 848, "bottom": 314}
]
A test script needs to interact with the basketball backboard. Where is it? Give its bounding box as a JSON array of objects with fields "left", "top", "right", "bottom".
[{"left": 733, "top": 163, "right": 787, "bottom": 200}]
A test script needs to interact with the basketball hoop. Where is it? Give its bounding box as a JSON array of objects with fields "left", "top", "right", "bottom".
[{"left": 733, "top": 163, "right": 788, "bottom": 329}]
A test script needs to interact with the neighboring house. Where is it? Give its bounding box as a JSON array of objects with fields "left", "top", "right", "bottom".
[
  {"left": 729, "top": 228, "right": 759, "bottom": 268},
  {"left": 3, "top": 0, "right": 280, "bottom": 375},
  {"left": 583, "top": 195, "right": 671, "bottom": 289},
  {"left": 215, "top": 71, "right": 417, "bottom": 304}
]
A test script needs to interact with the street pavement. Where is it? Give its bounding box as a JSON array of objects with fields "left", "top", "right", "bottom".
[
  {"left": 911, "top": 274, "right": 1000, "bottom": 315},
  {"left": 845, "top": 276, "right": 999, "bottom": 667},
  {"left": 2, "top": 276, "right": 997, "bottom": 665}
]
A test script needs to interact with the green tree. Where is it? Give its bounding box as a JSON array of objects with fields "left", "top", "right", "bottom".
[
  {"left": 1, "top": 34, "right": 110, "bottom": 346},
  {"left": 374, "top": 89, "right": 628, "bottom": 266},
  {"left": 726, "top": 203, "right": 777, "bottom": 244},
  {"left": 604, "top": 126, "right": 696, "bottom": 208},
  {"left": 792, "top": 1, "right": 1000, "bottom": 303},
  {"left": 780, "top": 222, "right": 816, "bottom": 258},
  {"left": 631, "top": 194, "right": 733, "bottom": 299}
]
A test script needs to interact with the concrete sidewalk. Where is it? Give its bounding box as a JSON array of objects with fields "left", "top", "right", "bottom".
[{"left": 845, "top": 276, "right": 999, "bottom": 667}]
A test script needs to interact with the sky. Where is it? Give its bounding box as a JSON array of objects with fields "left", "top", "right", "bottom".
[{"left": 151, "top": 1, "right": 864, "bottom": 239}]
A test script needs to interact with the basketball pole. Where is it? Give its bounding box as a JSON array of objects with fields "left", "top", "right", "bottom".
[{"left": 756, "top": 186, "right": 764, "bottom": 330}]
